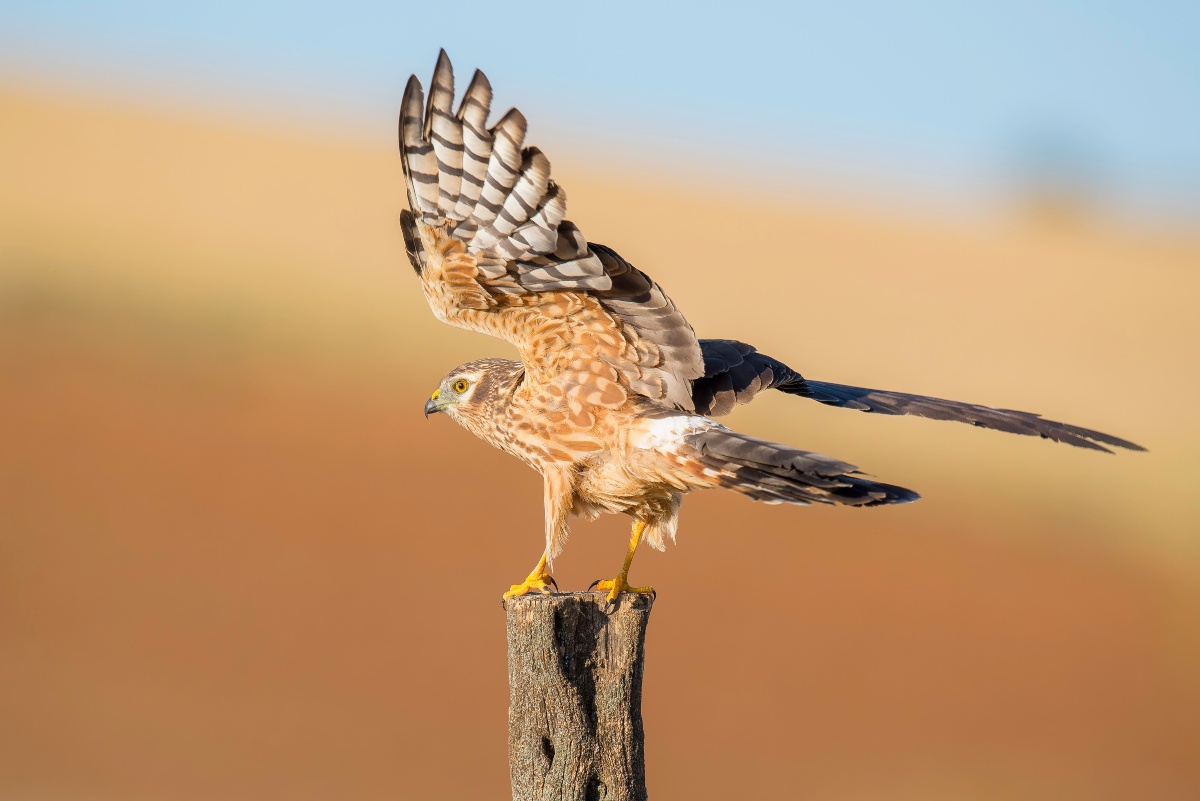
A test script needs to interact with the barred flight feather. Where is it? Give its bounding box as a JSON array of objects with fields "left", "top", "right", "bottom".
[
  {"left": 472, "top": 149, "right": 552, "bottom": 251},
  {"left": 452, "top": 70, "right": 493, "bottom": 222},
  {"left": 426, "top": 50, "right": 464, "bottom": 219},
  {"left": 399, "top": 77, "right": 438, "bottom": 220},
  {"left": 474, "top": 110, "right": 526, "bottom": 229},
  {"left": 399, "top": 50, "right": 705, "bottom": 411}
]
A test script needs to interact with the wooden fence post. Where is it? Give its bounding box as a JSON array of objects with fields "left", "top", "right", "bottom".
[{"left": 505, "top": 592, "right": 654, "bottom": 801}]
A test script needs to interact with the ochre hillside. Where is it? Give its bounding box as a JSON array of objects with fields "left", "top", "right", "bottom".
[{"left": 2, "top": 85, "right": 1198, "bottom": 800}]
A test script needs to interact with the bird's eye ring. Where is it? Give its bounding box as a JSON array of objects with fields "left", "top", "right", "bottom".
[{"left": 453, "top": 379, "right": 469, "bottom": 393}]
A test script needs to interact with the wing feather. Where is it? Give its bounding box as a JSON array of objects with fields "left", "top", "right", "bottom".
[
  {"left": 403, "top": 53, "right": 1140, "bottom": 450},
  {"left": 694, "top": 339, "right": 1145, "bottom": 453},
  {"left": 473, "top": 109, "right": 527, "bottom": 229},
  {"left": 398, "top": 51, "right": 704, "bottom": 410},
  {"left": 399, "top": 77, "right": 438, "bottom": 221},
  {"left": 452, "top": 70, "right": 494, "bottom": 223},
  {"left": 426, "top": 50, "right": 464, "bottom": 219}
]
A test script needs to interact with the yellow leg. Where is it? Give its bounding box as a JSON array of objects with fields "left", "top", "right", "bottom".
[
  {"left": 590, "top": 520, "right": 655, "bottom": 611},
  {"left": 502, "top": 552, "right": 558, "bottom": 602}
]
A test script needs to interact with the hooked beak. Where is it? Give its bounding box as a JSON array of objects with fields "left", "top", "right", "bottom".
[{"left": 424, "top": 389, "right": 443, "bottom": 418}]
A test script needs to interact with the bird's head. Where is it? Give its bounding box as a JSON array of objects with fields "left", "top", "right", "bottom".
[{"left": 423, "top": 358, "right": 524, "bottom": 432}]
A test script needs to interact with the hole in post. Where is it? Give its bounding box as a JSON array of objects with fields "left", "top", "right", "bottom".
[
  {"left": 541, "top": 736, "right": 554, "bottom": 769},
  {"left": 585, "top": 776, "right": 604, "bottom": 801}
]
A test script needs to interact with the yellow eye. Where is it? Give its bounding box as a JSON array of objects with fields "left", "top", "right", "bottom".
[{"left": 452, "top": 379, "right": 469, "bottom": 393}]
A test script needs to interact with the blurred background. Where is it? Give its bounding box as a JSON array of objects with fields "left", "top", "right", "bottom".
[{"left": 2, "top": 2, "right": 1198, "bottom": 799}]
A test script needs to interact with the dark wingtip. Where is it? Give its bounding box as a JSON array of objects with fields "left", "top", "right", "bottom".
[
  {"left": 401, "top": 74, "right": 423, "bottom": 109},
  {"left": 400, "top": 209, "right": 422, "bottom": 275},
  {"left": 468, "top": 67, "right": 490, "bottom": 93},
  {"left": 843, "top": 475, "right": 921, "bottom": 506},
  {"left": 881, "top": 485, "right": 921, "bottom": 505},
  {"left": 793, "top": 378, "right": 1147, "bottom": 456},
  {"left": 1105, "top": 437, "right": 1148, "bottom": 453},
  {"left": 1048, "top": 429, "right": 1146, "bottom": 454},
  {"left": 434, "top": 48, "right": 453, "bottom": 80},
  {"left": 399, "top": 75, "right": 420, "bottom": 144}
]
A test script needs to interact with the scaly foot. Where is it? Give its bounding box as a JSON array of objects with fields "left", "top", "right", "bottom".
[
  {"left": 501, "top": 570, "right": 558, "bottom": 606},
  {"left": 588, "top": 576, "right": 655, "bottom": 613}
]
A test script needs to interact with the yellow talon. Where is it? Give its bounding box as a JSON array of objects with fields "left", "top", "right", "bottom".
[
  {"left": 590, "top": 576, "right": 655, "bottom": 606},
  {"left": 590, "top": 520, "right": 655, "bottom": 611},
  {"left": 502, "top": 553, "right": 557, "bottom": 602}
]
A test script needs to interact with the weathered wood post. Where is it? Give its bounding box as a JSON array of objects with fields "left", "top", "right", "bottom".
[{"left": 505, "top": 592, "right": 654, "bottom": 801}]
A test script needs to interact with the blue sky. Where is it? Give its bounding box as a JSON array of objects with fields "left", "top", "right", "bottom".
[{"left": 2, "top": 1, "right": 1197, "bottom": 222}]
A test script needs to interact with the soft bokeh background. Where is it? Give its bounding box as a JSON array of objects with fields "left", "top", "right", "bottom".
[{"left": 2, "top": 3, "right": 1198, "bottom": 799}]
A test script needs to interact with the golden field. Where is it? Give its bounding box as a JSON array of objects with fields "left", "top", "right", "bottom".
[{"left": 2, "top": 84, "right": 1199, "bottom": 799}]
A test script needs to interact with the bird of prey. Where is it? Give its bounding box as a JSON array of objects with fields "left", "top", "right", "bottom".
[{"left": 400, "top": 51, "right": 1143, "bottom": 608}]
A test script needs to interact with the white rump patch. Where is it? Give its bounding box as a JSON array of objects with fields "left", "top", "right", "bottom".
[{"left": 631, "top": 415, "right": 716, "bottom": 451}]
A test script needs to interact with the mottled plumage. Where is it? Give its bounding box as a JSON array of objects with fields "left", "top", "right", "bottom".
[{"left": 404, "top": 52, "right": 1143, "bottom": 604}]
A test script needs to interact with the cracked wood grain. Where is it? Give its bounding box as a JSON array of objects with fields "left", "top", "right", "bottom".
[{"left": 505, "top": 592, "right": 654, "bottom": 801}]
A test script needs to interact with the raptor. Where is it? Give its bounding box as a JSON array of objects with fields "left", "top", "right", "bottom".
[{"left": 400, "top": 52, "right": 1142, "bottom": 609}]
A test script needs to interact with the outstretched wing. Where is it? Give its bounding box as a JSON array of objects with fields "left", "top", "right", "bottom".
[
  {"left": 400, "top": 51, "right": 703, "bottom": 411},
  {"left": 694, "top": 339, "right": 1145, "bottom": 453}
]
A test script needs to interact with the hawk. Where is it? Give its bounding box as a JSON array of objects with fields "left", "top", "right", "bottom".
[{"left": 400, "top": 52, "right": 1143, "bottom": 609}]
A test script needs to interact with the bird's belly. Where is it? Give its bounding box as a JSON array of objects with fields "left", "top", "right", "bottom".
[{"left": 573, "top": 453, "right": 678, "bottom": 518}]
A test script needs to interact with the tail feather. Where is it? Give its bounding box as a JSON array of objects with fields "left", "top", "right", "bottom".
[{"left": 685, "top": 425, "right": 919, "bottom": 507}]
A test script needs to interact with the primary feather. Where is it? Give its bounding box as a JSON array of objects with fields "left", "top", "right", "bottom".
[{"left": 693, "top": 339, "right": 1144, "bottom": 453}]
